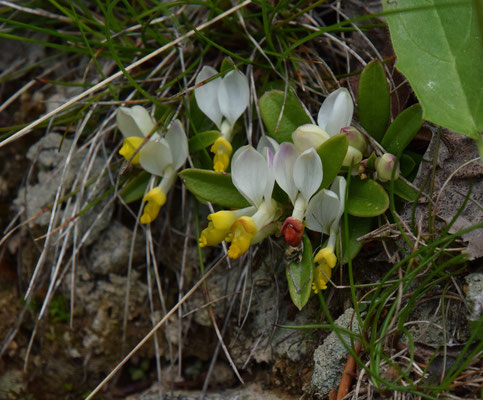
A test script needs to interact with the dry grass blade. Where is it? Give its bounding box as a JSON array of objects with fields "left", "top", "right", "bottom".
[{"left": 0, "top": 0, "right": 252, "bottom": 149}]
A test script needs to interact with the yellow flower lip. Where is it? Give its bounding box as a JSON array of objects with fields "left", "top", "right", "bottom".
[
  {"left": 210, "top": 136, "right": 233, "bottom": 172},
  {"left": 199, "top": 211, "right": 238, "bottom": 248},
  {"left": 140, "top": 187, "right": 166, "bottom": 224},
  {"left": 312, "top": 263, "right": 332, "bottom": 293},
  {"left": 119, "top": 136, "right": 144, "bottom": 164},
  {"left": 226, "top": 216, "right": 257, "bottom": 259},
  {"left": 314, "top": 246, "right": 337, "bottom": 269}
]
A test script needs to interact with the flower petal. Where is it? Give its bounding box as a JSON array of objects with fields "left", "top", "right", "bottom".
[
  {"left": 117, "top": 106, "right": 156, "bottom": 138},
  {"left": 139, "top": 138, "right": 173, "bottom": 176},
  {"left": 305, "top": 189, "right": 341, "bottom": 234},
  {"left": 293, "top": 148, "right": 323, "bottom": 202},
  {"left": 218, "top": 70, "right": 249, "bottom": 128},
  {"left": 273, "top": 143, "right": 299, "bottom": 204},
  {"left": 164, "top": 119, "right": 188, "bottom": 170},
  {"left": 317, "top": 88, "right": 354, "bottom": 136},
  {"left": 257, "top": 135, "right": 280, "bottom": 156},
  {"left": 292, "top": 124, "right": 330, "bottom": 153},
  {"left": 231, "top": 146, "right": 268, "bottom": 207},
  {"left": 330, "top": 176, "right": 347, "bottom": 223},
  {"left": 195, "top": 66, "right": 223, "bottom": 129}
]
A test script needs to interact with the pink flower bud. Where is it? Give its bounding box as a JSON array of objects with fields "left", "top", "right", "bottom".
[{"left": 375, "top": 153, "right": 400, "bottom": 182}]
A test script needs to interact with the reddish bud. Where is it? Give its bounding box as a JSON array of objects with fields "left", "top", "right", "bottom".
[{"left": 280, "top": 217, "right": 305, "bottom": 247}]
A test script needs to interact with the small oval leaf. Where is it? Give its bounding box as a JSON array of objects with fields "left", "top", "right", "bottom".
[
  {"left": 286, "top": 235, "right": 313, "bottom": 311},
  {"left": 189, "top": 130, "right": 221, "bottom": 153},
  {"left": 259, "top": 89, "right": 311, "bottom": 143},
  {"left": 358, "top": 60, "right": 391, "bottom": 142},
  {"left": 179, "top": 168, "right": 249, "bottom": 208},
  {"left": 317, "top": 133, "right": 349, "bottom": 189},
  {"left": 120, "top": 171, "right": 151, "bottom": 204},
  {"left": 347, "top": 178, "right": 389, "bottom": 217},
  {"left": 381, "top": 104, "right": 422, "bottom": 156}
]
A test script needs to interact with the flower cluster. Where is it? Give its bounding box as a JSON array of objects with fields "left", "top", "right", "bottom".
[
  {"left": 197, "top": 87, "right": 358, "bottom": 292},
  {"left": 116, "top": 73, "right": 394, "bottom": 295}
]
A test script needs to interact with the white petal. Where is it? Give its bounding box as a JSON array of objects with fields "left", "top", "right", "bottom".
[
  {"left": 293, "top": 148, "right": 323, "bottom": 201},
  {"left": 305, "top": 189, "right": 341, "bottom": 234},
  {"left": 117, "top": 106, "right": 156, "bottom": 138},
  {"left": 257, "top": 135, "right": 280, "bottom": 156},
  {"left": 330, "top": 176, "right": 346, "bottom": 223},
  {"left": 273, "top": 143, "right": 299, "bottom": 204},
  {"left": 139, "top": 138, "right": 173, "bottom": 176},
  {"left": 218, "top": 70, "right": 249, "bottom": 128},
  {"left": 231, "top": 146, "right": 268, "bottom": 207},
  {"left": 317, "top": 88, "right": 354, "bottom": 136},
  {"left": 164, "top": 120, "right": 188, "bottom": 170},
  {"left": 195, "top": 66, "right": 223, "bottom": 129}
]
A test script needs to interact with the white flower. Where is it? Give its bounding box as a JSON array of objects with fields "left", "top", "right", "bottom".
[
  {"left": 273, "top": 142, "right": 323, "bottom": 246},
  {"left": 194, "top": 66, "right": 250, "bottom": 172},
  {"left": 224, "top": 144, "right": 279, "bottom": 258}
]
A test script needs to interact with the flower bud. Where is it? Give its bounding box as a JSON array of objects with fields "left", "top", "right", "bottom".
[
  {"left": 280, "top": 217, "right": 304, "bottom": 247},
  {"left": 342, "top": 145, "right": 363, "bottom": 167},
  {"left": 375, "top": 153, "right": 400, "bottom": 182},
  {"left": 292, "top": 124, "right": 330, "bottom": 153},
  {"left": 341, "top": 126, "right": 368, "bottom": 155}
]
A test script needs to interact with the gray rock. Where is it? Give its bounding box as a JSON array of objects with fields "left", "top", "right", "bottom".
[
  {"left": 14, "top": 132, "right": 112, "bottom": 246},
  {"left": 311, "top": 308, "right": 360, "bottom": 397},
  {"left": 88, "top": 221, "right": 145, "bottom": 275},
  {"left": 465, "top": 272, "right": 483, "bottom": 322}
]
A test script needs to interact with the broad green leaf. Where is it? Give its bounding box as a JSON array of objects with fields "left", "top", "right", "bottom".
[
  {"left": 189, "top": 130, "right": 221, "bottom": 153},
  {"left": 358, "top": 60, "right": 391, "bottom": 142},
  {"left": 382, "top": 178, "right": 419, "bottom": 202},
  {"left": 381, "top": 104, "right": 422, "bottom": 156},
  {"left": 120, "top": 171, "right": 150, "bottom": 204},
  {"left": 259, "top": 89, "right": 311, "bottom": 143},
  {"left": 179, "top": 169, "right": 249, "bottom": 209},
  {"left": 342, "top": 216, "right": 374, "bottom": 263},
  {"left": 384, "top": 0, "right": 483, "bottom": 138},
  {"left": 286, "top": 235, "right": 313, "bottom": 311},
  {"left": 317, "top": 134, "right": 349, "bottom": 189},
  {"left": 347, "top": 178, "right": 389, "bottom": 217}
]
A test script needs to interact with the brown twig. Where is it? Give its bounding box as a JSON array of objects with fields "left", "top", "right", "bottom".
[{"left": 336, "top": 341, "right": 362, "bottom": 400}]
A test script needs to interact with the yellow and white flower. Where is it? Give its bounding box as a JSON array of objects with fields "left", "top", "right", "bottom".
[
  {"left": 194, "top": 66, "right": 249, "bottom": 172},
  {"left": 117, "top": 106, "right": 188, "bottom": 224}
]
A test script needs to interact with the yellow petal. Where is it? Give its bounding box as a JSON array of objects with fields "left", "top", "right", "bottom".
[
  {"left": 140, "top": 187, "right": 166, "bottom": 224},
  {"left": 199, "top": 221, "right": 228, "bottom": 247},
  {"left": 314, "top": 246, "right": 337, "bottom": 269},
  {"left": 119, "top": 136, "right": 144, "bottom": 164},
  {"left": 226, "top": 216, "right": 257, "bottom": 259},
  {"left": 312, "top": 263, "right": 332, "bottom": 293},
  {"left": 210, "top": 137, "right": 233, "bottom": 172}
]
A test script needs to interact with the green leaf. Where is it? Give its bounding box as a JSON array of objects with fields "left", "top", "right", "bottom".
[
  {"left": 383, "top": 0, "right": 483, "bottom": 138},
  {"left": 179, "top": 169, "right": 249, "bottom": 208},
  {"left": 120, "top": 171, "right": 151, "bottom": 204},
  {"left": 381, "top": 104, "right": 423, "bottom": 156},
  {"left": 286, "top": 235, "right": 313, "bottom": 311},
  {"left": 259, "top": 89, "right": 311, "bottom": 143},
  {"left": 189, "top": 130, "right": 221, "bottom": 153},
  {"left": 342, "top": 216, "right": 374, "bottom": 263},
  {"left": 347, "top": 178, "right": 389, "bottom": 217},
  {"left": 399, "top": 152, "right": 417, "bottom": 176},
  {"left": 382, "top": 178, "right": 419, "bottom": 202},
  {"left": 358, "top": 60, "right": 391, "bottom": 142},
  {"left": 317, "top": 133, "right": 349, "bottom": 189}
]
